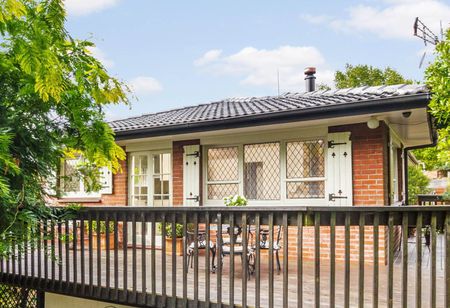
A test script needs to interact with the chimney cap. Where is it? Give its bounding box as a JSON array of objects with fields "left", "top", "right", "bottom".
[{"left": 304, "top": 67, "right": 316, "bottom": 76}]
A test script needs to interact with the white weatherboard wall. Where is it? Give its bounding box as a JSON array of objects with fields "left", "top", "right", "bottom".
[{"left": 45, "top": 293, "right": 134, "bottom": 308}]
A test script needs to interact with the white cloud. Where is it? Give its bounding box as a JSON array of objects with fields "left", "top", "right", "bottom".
[
  {"left": 87, "top": 46, "right": 114, "bottom": 68},
  {"left": 129, "top": 76, "right": 163, "bottom": 94},
  {"left": 195, "top": 46, "right": 334, "bottom": 91},
  {"left": 194, "top": 49, "right": 222, "bottom": 66},
  {"left": 64, "top": 0, "right": 120, "bottom": 16},
  {"left": 322, "top": 0, "right": 450, "bottom": 39},
  {"left": 300, "top": 14, "right": 332, "bottom": 25}
]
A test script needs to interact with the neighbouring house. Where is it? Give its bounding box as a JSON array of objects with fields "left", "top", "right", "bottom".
[
  {"left": 425, "top": 170, "right": 449, "bottom": 195},
  {"left": 56, "top": 68, "right": 435, "bottom": 263}
]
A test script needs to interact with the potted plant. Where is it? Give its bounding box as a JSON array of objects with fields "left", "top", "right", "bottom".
[
  {"left": 86, "top": 221, "right": 115, "bottom": 250},
  {"left": 158, "top": 223, "right": 184, "bottom": 256},
  {"left": 224, "top": 195, "right": 248, "bottom": 239},
  {"left": 224, "top": 194, "right": 248, "bottom": 207}
]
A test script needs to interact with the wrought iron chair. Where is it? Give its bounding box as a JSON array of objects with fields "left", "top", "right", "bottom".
[
  {"left": 216, "top": 225, "right": 255, "bottom": 278},
  {"left": 185, "top": 229, "right": 216, "bottom": 273},
  {"left": 255, "top": 226, "right": 282, "bottom": 274}
]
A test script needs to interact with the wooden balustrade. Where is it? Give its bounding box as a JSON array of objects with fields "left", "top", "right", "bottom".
[{"left": 0, "top": 205, "right": 449, "bottom": 307}]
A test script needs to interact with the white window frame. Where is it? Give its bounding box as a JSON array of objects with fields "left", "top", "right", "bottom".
[
  {"left": 128, "top": 150, "right": 173, "bottom": 207},
  {"left": 203, "top": 136, "right": 328, "bottom": 206},
  {"left": 60, "top": 156, "right": 101, "bottom": 199},
  {"left": 283, "top": 138, "right": 327, "bottom": 202},
  {"left": 204, "top": 145, "right": 243, "bottom": 205}
]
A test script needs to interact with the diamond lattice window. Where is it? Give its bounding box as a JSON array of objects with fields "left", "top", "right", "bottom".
[
  {"left": 286, "top": 140, "right": 325, "bottom": 199},
  {"left": 244, "top": 142, "right": 280, "bottom": 200},
  {"left": 207, "top": 147, "right": 239, "bottom": 199}
]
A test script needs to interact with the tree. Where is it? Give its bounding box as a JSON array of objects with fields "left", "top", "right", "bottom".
[
  {"left": 407, "top": 165, "right": 430, "bottom": 205},
  {"left": 422, "top": 28, "right": 450, "bottom": 170},
  {"left": 0, "top": 0, "right": 128, "bottom": 256},
  {"left": 412, "top": 146, "right": 449, "bottom": 171},
  {"left": 334, "top": 64, "right": 413, "bottom": 88}
]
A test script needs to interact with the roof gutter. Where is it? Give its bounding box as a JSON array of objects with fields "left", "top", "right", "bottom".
[{"left": 114, "top": 93, "right": 430, "bottom": 141}]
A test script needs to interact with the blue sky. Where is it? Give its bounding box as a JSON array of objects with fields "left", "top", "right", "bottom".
[{"left": 65, "top": 0, "right": 450, "bottom": 120}]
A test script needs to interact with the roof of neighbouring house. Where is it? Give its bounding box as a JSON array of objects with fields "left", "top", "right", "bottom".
[{"left": 110, "top": 84, "right": 430, "bottom": 139}]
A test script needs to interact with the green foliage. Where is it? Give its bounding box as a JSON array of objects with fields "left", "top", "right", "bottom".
[
  {"left": 407, "top": 166, "right": 430, "bottom": 205},
  {"left": 426, "top": 29, "right": 450, "bottom": 128},
  {"left": 334, "top": 64, "right": 413, "bottom": 89},
  {"left": 85, "top": 220, "right": 115, "bottom": 234},
  {"left": 317, "top": 83, "right": 331, "bottom": 91},
  {"left": 224, "top": 195, "right": 248, "bottom": 206},
  {"left": 422, "top": 28, "right": 450, "bottom": 173},
  {"left": 412, "top": 147, "right": 450, "bottom": 171},
  {"left": 157, "top": 223, "right": 184, "bottom": 238},
  {"left": 0, "top": 0, "right": 129, "bottom": 256}
]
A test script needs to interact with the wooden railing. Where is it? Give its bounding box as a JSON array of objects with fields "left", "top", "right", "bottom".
[
  {"left": 418, "top": 194, "right": 448, "bottom": 205},
  {"left": 0, "top": 206, "right": 449, "bottom": 308}
]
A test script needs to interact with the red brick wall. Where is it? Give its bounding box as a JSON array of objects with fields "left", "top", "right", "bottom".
[
  {"left": 172, "top": 140, "right": 200, "bottom": 206},
  {"left": 329, "top": 122, "right": 389, "bottom": 206}
]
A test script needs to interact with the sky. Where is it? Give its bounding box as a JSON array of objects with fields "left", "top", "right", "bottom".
[{"left": 64, "top": 0, "right": 450, "bottom": 121}]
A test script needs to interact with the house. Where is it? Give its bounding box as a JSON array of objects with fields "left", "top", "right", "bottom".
[{"left": 57, "top": 68, "right": 435, "bottom": 262}]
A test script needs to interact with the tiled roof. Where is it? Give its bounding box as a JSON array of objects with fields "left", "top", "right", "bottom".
[{"left": 110, "top": 84, "right": 428, "bottom": 133}]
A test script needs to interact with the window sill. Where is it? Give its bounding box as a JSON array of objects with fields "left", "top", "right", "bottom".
[{"left": 58, "top": 197, "right": 102, "bottom": 203}]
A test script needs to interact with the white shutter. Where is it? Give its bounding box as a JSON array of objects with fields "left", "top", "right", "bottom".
[
  {"left": 183, "top": 145, "right": 200, "bottom": 206},
  {"left": 99, "top": 166, "right": 113, "bottom": 194},
  {"left": 327, "top": 132, "right": 353, "bottom": 206}
]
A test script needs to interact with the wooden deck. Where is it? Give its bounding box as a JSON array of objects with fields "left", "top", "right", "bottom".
[{"left": 15, "top": 234, "right": 446, "bottom": 307}]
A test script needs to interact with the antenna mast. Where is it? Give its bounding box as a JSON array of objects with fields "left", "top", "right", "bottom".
[{"left": 277, "top": 69, "right": 280, "bottom": 96}]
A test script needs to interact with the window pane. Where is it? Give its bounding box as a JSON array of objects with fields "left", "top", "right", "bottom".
[
  {"left": 244, "top": 143, "right": 280, "bottom": 200},
  {"left": 63, "top": 159, "right": 81, "bottom": 192},
  {"left": 153, "top": 154, "right": 160, "bottom": 174},
  {"left": 207, "top": 184, "right": 239, "bottom": 200},
  {"left": 286, "top": 181, "right": 325, "bottom": 199},
  {"left": 133, "top": 196, "right": 148, "bottom": 206},
  {"left": 286, "top": 140, "right": 325, "bottom": 179},
  {"left": 162, "top": 153, "right": 171, "bottom": 174},
  {"left": 139, "top": 155, "right": 148, "bottom": 174},
  {"left": 162, "top": 180, "right": 169, "bottom": 194},
  {"left": 141, "top": 186, "right": 148, "bottom": 195},
  {"left": 207, "top": 147, "right": 239, "bottom": 181},
  {"left": 154, "top": 178, "right": 162, "bottom": 194}
]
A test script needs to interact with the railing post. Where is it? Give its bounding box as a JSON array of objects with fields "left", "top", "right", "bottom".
[
  {"left": 445, "top": 211, "right": 450, "bottom": 308},
  {"left": 430, "top": 212, "right": 436, "bottom": 308},
  {"left": 387, "top": 213, "right": 394, "bottom": 308},
  {"left": 314, "top": 212, "right": 320, "bottom": 308}
]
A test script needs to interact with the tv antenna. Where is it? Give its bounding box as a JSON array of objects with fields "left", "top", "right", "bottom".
[
  {"left": 277, "top": 69, "right": 280, "bottom": 96},
  {"left": 413, "top": 17, "right": 442, "bottom": 68},
  {"left": 413, "top": 17, "right": 439, "bottom": 46}
]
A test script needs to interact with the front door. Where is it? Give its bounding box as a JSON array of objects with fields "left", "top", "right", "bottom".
[{"left": 129, "top": 152, "right": 172, "bottom": 246}]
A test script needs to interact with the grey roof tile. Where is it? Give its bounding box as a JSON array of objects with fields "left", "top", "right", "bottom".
[{"left": 110, "top": 84, "right": 428, "bottom": 133}]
